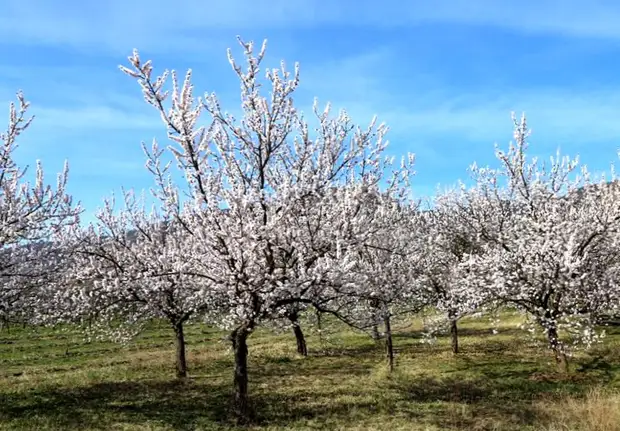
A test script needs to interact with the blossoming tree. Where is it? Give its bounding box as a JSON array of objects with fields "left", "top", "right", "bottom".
[
  {"left": 0, "top": 92, "right": 80, "bottom": 330},
  {"left": 318, "top": 191, "right": 423, "bottom": 371},
  {"left": 460, "top": 114, "right": 620, "bottom": 371},
  {"left": 61, "top": 187, "right": 218, "bottom": 378},
  {"left": 120, "top": 38, "right": 415, "bottom": 421},
  {"left": 416, "top": 187, "right": 490, "bottom": 354}
]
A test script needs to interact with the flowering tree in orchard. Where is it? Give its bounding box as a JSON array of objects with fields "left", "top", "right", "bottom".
[
  {"left": 120, "top": 37, "right": 415, "bottom": 421},
  {"left": 259, "top": 186, "right": 419, "bottom": 359},
  {"left": 313, "top": 191, "right": 423, "bottom": 372},
  {"left": 417, "top": 187, "right": 490, "bottom": 354},
  {"left": 357, "top": 201, "right": 425, "bottom": 372},
  {"left": 0, "top": 93, "right": 80, "bottom": 330},
  {"left": 460, "top": 114, "right": 620, "bottom": 371},
  {"left": 61, "top": 189, "right": 216, "bottom": 378}
]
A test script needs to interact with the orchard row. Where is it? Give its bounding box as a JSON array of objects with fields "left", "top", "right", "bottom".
[{"left": 1, "top": 38, "right": 619, "bottom": 423}]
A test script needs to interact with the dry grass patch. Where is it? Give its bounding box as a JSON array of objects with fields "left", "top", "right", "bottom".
[{"left": 537, "top": 387, "right": 620, "bottom": 431}]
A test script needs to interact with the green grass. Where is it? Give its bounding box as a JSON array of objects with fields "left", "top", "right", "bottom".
[{"left": 1, "top": 313, "right": 620, "bottom": 430}]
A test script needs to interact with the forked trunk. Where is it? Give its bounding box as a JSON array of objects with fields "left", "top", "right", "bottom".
[
  {"left": 384, "top": 313, "right": 394, "bottom": 373},
  {"left": 232, "top": 325, "right": 253, "bottom": 423},
  {"left": 174, "top": 321, "right": 188, "bottom": 378}
]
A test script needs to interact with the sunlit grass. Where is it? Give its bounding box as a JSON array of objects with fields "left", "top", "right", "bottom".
[{"left": 1, "top": 312, "right": 619, "bottom": 430}]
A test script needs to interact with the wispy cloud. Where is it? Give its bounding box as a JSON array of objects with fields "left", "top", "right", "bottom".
[
  {"left": 298, "top": 48, "right": 620, "bottom": 148},
  {"left": 386, "top": 90, "right": 620, "bottom": 146},
  {"left": 3, "top": 0, "right": 620, "bottom": 55},
  {"left": 298, "top": 88, "right": 620, "bottom": 182}
]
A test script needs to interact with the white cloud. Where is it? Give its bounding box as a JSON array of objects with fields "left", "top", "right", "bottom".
[
  {"left": 295, "top": 48, "right": 620, "bottom": 151},
  {"left": 326, "top": 89, "right": 620, "bottom": 154}
]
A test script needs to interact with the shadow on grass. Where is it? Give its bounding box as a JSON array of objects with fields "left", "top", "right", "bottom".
[
  {"left": 255, "top": 356, "right": 377, "bottom": 381},
  {"left": 454, "top": 327, "right": 525, "bottom": 338},
  {"left": 252, "top": 370, "right": 602, "bottom": 429},
  {"left": 0, "top": 346, "right": 381, "bottom": 429},
  {"left": 2, "top": 330, "right": 618, "bottom": 431},
  {"left": 385, "top": 373, "right": 598, "bottom": 430},
  {"left": 309, "top": 342, "right": 380, "bottom": 358},
  {"left": 0, "top": 377, "right": 394, "bottom": 430},
  {"left": 0, "top": 379, "right": 232, "bottom": 430},
  {"left": 576, "top": 352, "right": 620, "bottom": 384},
  {"left": 0, "top": 362, "right": 614, "bottom": 430}
]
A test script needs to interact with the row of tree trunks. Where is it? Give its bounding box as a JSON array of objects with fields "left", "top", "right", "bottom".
[
  {"left": 175, "top": 312, "right": 458, "bottom": 382},
  {"left": 77, "top": 308, "right": 571, "bottom": 426},
  {"left": 228, "top": 312, "right": 568, "bottom": 424}
]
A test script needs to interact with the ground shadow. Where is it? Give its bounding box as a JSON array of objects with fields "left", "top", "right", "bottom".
[
  {"left": 0, "top": 358, "right": 615, "bottom": 430},
  {"left": 2, "top": 329, "right": 619, "bottom": 430},
  {"left": 385, "top": 373, "right": 599, "bottom": 430},
  {"left": 0, "top": 379, "right": 232, "bottom": 430}
]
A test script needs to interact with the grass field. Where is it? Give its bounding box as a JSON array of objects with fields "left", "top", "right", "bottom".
[{"left": 1, "top": 313, "right": 620, "bottom": 430}]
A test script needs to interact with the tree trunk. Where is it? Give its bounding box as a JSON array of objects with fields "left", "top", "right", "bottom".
[
  {"left": 292, "top": 324, "right": 308, "bottom": 356},
  {"left": 371, "top": 324, "right": 381, "bottom": 341},
  {"left": 174, "top": 322, "right": 188, "bottom": 378},
  {"left": 316, "top": 309, "right": 324, "bottom": 345},
  {"left": 370, "top": 298, "right": 382, "bottom": 341},
  {"left": 292, "top": 324, "right": 308, "bottom": 357},
  {"left": 288, "top": 312, "right": 308, "bottom": 356},
  {"left": 450, "top": 318, "right": 459, "bottom": 354},
  {"left": 0, "top": 318, "right": 8, "bottom": 334},
  {"left": 384, "top": 313, "right": 394, "bottom": 373},
  {"left": 232, "top": 325, "right": 253, "bottom": 423},
  {"left": 547, "top": 324, "right": 569, "bottom": 373}
]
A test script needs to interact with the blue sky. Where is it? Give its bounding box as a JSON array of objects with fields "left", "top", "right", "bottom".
[{"left": 1, "top": 0, "right": 620, "bottom": 220}]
